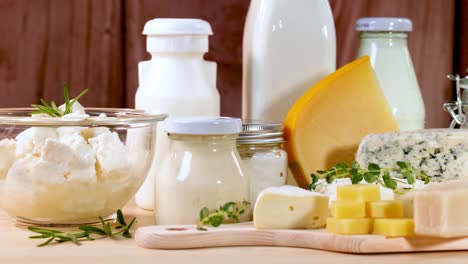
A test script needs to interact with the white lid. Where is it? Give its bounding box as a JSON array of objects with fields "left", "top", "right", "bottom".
[
  {"left": 164, "top": 117, "right": 242, "bottom": 135},
  {"left": 356, "top": 17, "right": 412, "bottom": 32},
  {"left": 142, "top": 18, "right": 213, "bottom": 53}
]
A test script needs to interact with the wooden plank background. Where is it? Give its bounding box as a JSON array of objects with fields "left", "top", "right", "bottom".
[{"left": 0, "top": 0, "right": 466, "bottom": 128}]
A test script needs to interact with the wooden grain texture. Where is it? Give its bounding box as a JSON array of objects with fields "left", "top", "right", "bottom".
[
  {"left": 123, "top": 0, "right": 249, "bottom": 117},
  {"left": 329, "top": 0, "right": 455, "bottom": 128},
  {"left": 0, "top": 0, "right": 123, "bottom": 108},
  {"left": 1, "top": 201, "right": 468, "bottom": 264},
  {"left": 456, "top": 0, "right": 468, "bottom": 76},
  {"left": 135, "top": 222, "right": 468, "bottom": 253}
]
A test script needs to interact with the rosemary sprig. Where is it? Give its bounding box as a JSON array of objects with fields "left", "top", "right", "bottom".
[
  {"left": 28, "top": 209, "right": 136, "bottom": 247},
  {"left": 309, "top": 161, "right": 432, "bottom": 191},
  {"left": 31, "top": 84, "right": 88, "bottom": 117},
  {"left": 197, "top": 201, "right": 250, "bottom": 231}
]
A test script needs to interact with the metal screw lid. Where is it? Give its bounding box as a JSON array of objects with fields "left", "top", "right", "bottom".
[{"left": 237, "top": 121, "right": 284, "bottom": 145}]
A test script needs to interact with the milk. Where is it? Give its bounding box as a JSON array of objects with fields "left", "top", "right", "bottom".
[
  {"left": 135, "top": 19, "right": 220, "bottom": 210},
  {"left": 242, "top": 0, "right": 336, "bottom": 123}
]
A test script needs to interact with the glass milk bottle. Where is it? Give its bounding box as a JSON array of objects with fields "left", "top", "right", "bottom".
[
  {"left": 356, "top": 17, "right": 425, "bottom": 130},
  {"left": 155, "top": 117, "right": 249, "bottom": 225},
  {"left": 135, "top": 19, "right": 220, "bottom": 210},
  {"left": 242, "top": 0, "right": 336, "bottom": 123}
]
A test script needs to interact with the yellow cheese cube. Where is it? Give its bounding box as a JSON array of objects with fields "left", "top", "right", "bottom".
[
  {"left": 373, "top": 218, "right": 414, "bottom": 237},
  {"left": 330, "top": 201, "right": 366, "bottom": 219},
  {"left": 336, "top": 184, "right": 380, "bottom": 202},
  {"left": 368, "top": 200, "right": 404, "bottom": 218},
  {"left": 326, "top": 218, "right": 373, "bottom": 235}
]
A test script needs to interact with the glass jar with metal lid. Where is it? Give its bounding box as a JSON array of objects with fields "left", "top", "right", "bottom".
[{"left": 237, "top": 122, "right": 288, "bottom": 211}]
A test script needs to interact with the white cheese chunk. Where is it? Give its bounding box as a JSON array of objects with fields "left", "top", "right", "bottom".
[
  {"left": 81, "top": 127, "right": 111, "bottom": 141},
  {"left": 89, "top": 132, "right": 130, "bottom": 180},
  {"left": 15, "top": 127, "right": 57, "bottom": 157},
  {"left": 356, "top": 129, "right": 468, "bottom": 182},
  {"left": 0, "top": 139, "right": 16, "bottom": 178},
  {"left": 41, "top": 138, "right": 96, "bottom": 183},
  {"left": 254, "top": 185, "right": 329, "bottom": 229},
  {"left": 414, "top": 181, "right": 468, "bottom": 237},
  {"left": 7, "top": 154, "right": 68, "bottom": 185}
]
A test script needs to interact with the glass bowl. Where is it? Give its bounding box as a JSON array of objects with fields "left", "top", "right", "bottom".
[{"left": 0, "top": 108, "right": 166, "bottom": 226}]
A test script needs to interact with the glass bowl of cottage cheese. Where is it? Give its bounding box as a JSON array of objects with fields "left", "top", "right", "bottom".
[{"left": 0, "top": 103, "right": 165, "bottom": 226}]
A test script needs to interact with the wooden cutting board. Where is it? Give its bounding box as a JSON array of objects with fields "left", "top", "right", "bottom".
[{"left": 135, "top": 222, "right": 468, "bottom": 253}]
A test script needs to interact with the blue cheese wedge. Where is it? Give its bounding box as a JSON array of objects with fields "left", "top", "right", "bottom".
[
  {"left": 356, "top": 129, "right": 468, "bottom": 181},
  {"left": 254, "top": 186, "right": 329, "bottom": 229}
]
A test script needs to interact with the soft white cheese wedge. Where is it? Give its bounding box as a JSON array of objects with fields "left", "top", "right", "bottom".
[
  {"left": 15, "top": 127, "right": 57, "bottom": 157},
  {"left": 254, "top": 185, "right": 329, "bottom": 229},
  {"left": 0, "top": 139, "right": 16, "bottom": 178},
  {"left": 89, "top": 132, "right": 130, "bottom": 180}
]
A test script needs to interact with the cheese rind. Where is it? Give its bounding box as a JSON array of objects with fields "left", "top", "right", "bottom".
[
  {"left": 368, "top": 201, "right": 403, "bottom": 218},
  {"left": 356, "top": 129, "right": 468, "bottom": 182},
  {"left": 326, "top": 218, "right": 373, "bottom": 235},
  {"left": 336, "top": 184, "right": 380, "bottom": 203},
  {"left": 414, "top": 181, "right": 468, "bottom": 237},
  {"left": 373, "top": 218, "right": 414, "bottom": 237},
  {"left": 331, "top": 201, "right": 366, "bottom": 219},
  {"left": 254, "top": 186, "right": 329, "bottom": 229},
  {"left": 284, "top": 56, "right": 399, "bottom": 188}
]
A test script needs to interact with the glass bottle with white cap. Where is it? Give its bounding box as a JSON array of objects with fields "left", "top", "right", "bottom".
[
  {"left": 135, "top": 19, "right": 220, "bottom": 210},
  {"left": 356, "top": 17, "right": 425, "bottom": 130},
  {"left": 154, "top": 117, "right": 249, "bottom": 225}
]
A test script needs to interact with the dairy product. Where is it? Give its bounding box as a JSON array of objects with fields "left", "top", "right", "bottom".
[
  {"left": 284, "top": 56, "right": 399, "bottom": 188},
  {"left": 336, "top": 184, "right": 380, "bottom": 203},
  {"left": 326, "top": 218, "right": 373, "bottom": 235},
  {"left": 368, "top": 201, "right": 403, "bottom": 218},
  {"left": 330, "top": 201, "right": 366, "bottom": 219},
  {"left": 135, "top": 19, "right": 220, "bottom": 210},
  {"left": 356, "top": 18, "right": 425, "bottom": 130},
  {"left": 373, "top": 218, "right": 414, "bottom": 237},
  {"left": 0, "top": 106, "right": 134, "bottom": 222},
  {"left": 237, "top": 123, "right": 287, "bottom": 214},
  {"left": 154, "top": 117, "right": 248, "bottom": 225},
  {"left": 253, "top": 186, "right": 329, "bottom": 229},
  {"left": 243, "top": 0, "right": 336, "bottom": 122},
  {"left": 414, "top": 181, "right": 468, "bottom": 238},
  {"left": 356, "top": 129, "right": 468, "bottom": 182}
]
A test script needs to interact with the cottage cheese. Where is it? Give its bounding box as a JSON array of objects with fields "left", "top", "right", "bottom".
[{"left": 0, "top": 105, "right": 134, "bottom": 222}]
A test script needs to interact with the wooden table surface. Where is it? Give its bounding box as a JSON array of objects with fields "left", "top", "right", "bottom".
[{"left": 1, "top": 200, "right": 468, "bottom": 264}]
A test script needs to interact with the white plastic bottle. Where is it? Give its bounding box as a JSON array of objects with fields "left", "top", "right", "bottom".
[
  {"left": 242, "top": 0, "right": 336, "bottom": 123},
  {"left": 356, "top": 17, "right": 425, "bottom": 130},
  {"left": 135, "top": 19, "right": 220, "bottom": 210}
]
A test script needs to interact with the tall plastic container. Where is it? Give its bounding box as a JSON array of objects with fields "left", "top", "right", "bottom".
[
  {"left": 356, "top": 17, "right": 425, "bottom": 130},
  {"left": 242, "top": 0, "right": 336, "bottom": 123},
  {"left": 135, "top": 19, "right": 220, "bottom": 210}
]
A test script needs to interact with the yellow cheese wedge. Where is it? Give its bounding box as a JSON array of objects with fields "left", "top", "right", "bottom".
[
  {"left": 330, "top": 201, "right": 366, "bottom": 219},
  {"left": 326, "top": 218, "right": 373, "bottom": 235},
  {"left": 284, "top": 56, "right": 399, "bottom": 187},
  {"left": 368, "top": 200, "right": 403, "bottom": 218},
  {"left": 373, "top": 218, "right": 414, "bottom": 237},
  {"left": 336, "top": 184, "right": 380, "bottom": 203}
]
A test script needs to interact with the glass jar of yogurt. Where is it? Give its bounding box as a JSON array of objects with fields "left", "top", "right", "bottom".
[
  {"left": 237, "top": 122, "right": 288, "bottom": 212},
  {"left": 154, "top": 117, "right": 249, "bottom": 225}
]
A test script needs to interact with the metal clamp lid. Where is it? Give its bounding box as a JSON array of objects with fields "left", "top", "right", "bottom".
[{"left": 444, "top": 74, "right": 468, "bottom": 128}]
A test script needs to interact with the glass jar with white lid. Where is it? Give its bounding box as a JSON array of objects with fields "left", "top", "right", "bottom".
[
  {"left": 356, "top": 17, "right": 425, "bottom": 130},
  {"left": 237, "top": 122, "right": 288, "bottom": 211},
  {"left": 154, "top": 117, "right": 249, "bottom": 225}
]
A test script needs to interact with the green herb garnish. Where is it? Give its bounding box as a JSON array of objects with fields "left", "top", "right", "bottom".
[
  {"left": 31, "top": 84, "right": 88, "bottom": 117},
  {"left": 28, "top": 209, "right": 136, "bottom": 247},
  {"left": 309, "top": 161, "right": 431, "bottom": 191},
  {"left": 197, "top": 201, "right": 250, "bottom": 231}
]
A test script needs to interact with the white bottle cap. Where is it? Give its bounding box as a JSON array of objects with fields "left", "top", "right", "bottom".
[
  {"left": 143, "top": 18, "right": 213, "bottom": 53},
  {"left": 164, "top": 117, "right": 242, "bottom": 135},
  {"left": 356, "top": 17, "right": 412, "bottom": 32}
]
